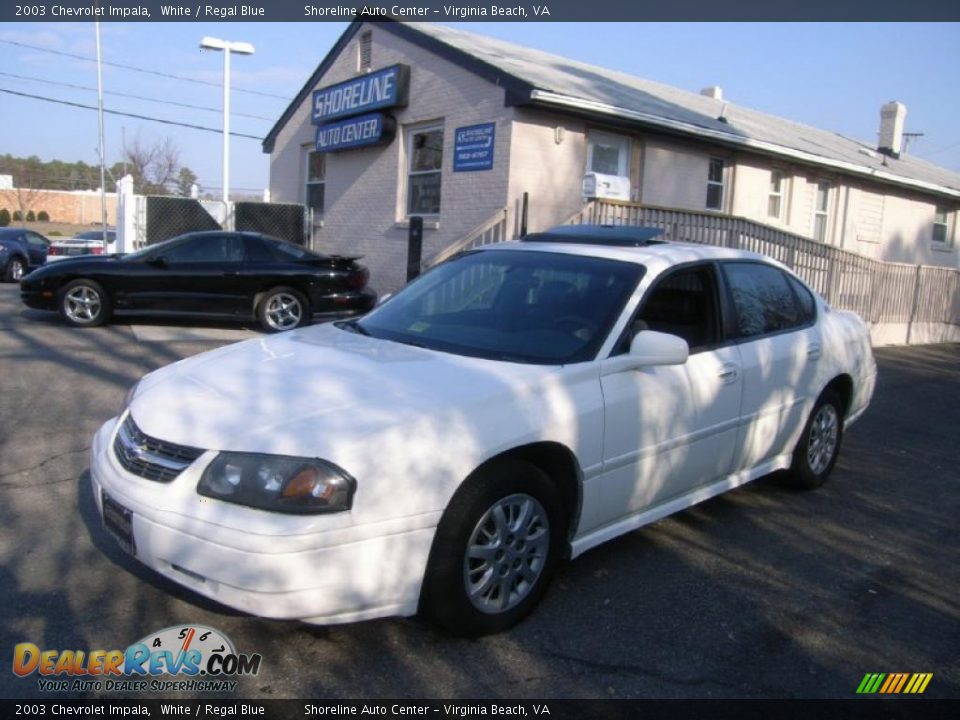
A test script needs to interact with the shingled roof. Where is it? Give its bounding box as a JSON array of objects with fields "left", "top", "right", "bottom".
[{"left": 264, "top": 20, "right": 960, "bottom": 199}]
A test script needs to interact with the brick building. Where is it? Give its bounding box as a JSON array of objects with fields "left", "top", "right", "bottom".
[{"left": 264, "top": 21, "right": 960, "bottom": 294}]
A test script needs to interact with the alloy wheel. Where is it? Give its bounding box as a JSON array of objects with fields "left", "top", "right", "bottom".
[
  {"left": 64, "top": 285, "right": 102, "bottom": 324},
  {"left": 807, "top": 403, "right": 839, "bottom": 475},
  {"left": 463, "top": 493, "right": 550, "bottom": 614},
  {"left": 264, "top": 293, "right": 303, "bottom": 331}
]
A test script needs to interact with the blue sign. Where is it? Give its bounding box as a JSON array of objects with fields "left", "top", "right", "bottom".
[
  {"left": 312, "top": 64, "right": 410, "bottom": 125},
  {"left": 454, "top": 123, "right": 496, "bottom": 172},
  {"left": 315, "top": 113, "right": 396, "bottom": 153}
]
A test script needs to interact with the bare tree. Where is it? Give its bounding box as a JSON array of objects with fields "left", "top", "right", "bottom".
[{"left": 121, "top": 135, "right": 191, "bottom": 195}]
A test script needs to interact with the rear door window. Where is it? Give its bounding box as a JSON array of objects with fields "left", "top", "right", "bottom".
[{"left": 723, "top": 262, "right": 805, "bottom": 339}]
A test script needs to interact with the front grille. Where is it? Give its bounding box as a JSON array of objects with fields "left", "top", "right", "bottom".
[{"left": 113, "top": 415, "right": 204, "bottom": 482}]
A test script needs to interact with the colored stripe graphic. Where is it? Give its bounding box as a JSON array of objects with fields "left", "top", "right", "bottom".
[{"left": 857, "top": 672, "right": 932, "bottom": 694}]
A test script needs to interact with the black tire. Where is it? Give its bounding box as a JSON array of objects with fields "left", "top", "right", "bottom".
[
  {"left": 785, "top": 389, "right": 844, "bottom": 490},
  {"left": 4, "top": 256, "right": 26, "bottom": 283},
  {"left": 420, "top": 459, "right": 566, "bottom": 636},
  {"left": 257, "top": 287, "right": 310, "bottom": 333},
  {"left": 58, "top": 279, "right": 112, "bottom": 328}
]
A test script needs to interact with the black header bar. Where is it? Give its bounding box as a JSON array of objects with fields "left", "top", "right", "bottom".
[{"left": 3, "top": 0, "right": 960, "bottom": 22}]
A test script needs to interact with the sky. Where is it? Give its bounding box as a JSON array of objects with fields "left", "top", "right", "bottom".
[{"left": 0, "top": 21, "right": 958, "bottom": 196}]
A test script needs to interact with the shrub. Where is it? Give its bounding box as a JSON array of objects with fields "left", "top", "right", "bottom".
[
  {"left": 0, "top": 208, "right": 10, "bottom": 227},
  {"left": 37, "top": 210, "right": 50, "bottom": 222},
  {"left": 25, "top": 210, "right": 36, "bottom": 222},
  {"left": 13, "top": 210, "right": 23, "bottom": 221}
]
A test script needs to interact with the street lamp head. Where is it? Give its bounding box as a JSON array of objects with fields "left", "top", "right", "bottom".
[{"left": 199, "top": 36, "right": 255, "bottom": 55}]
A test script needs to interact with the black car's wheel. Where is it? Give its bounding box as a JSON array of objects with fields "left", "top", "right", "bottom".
[
  {"left": 5, "top": 256, "right": 25, "bottom": 282},
  {"left": 786, "top": 389, "right": 844, "bottom": 490},
  {"left": 257, "top": 287, "right": 310, "bottom": 333},
  {"left": 58, "top": 279, "right": 112, "bottom": 328},
  {"left": 420, "top": 459, "right": 565, "bottom": 636}
]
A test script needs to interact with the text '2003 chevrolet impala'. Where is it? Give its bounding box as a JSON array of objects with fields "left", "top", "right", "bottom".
[{"left": 91, "top": 225, "right": 876, "bottom": 635}]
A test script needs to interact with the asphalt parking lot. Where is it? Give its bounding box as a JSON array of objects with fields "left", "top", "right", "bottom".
[{"left": 0, "top": 283, "right": 957, "bottom": 700}]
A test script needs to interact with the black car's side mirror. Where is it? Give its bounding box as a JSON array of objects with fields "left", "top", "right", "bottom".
[{"left": 147, "top": 255, "right": 168, "bottom": 268}]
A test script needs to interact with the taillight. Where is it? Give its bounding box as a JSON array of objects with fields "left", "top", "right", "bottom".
[
  {"left": 48, "top": 246, "right": 60, "bottom": 255},
  {"left": 92, "top": 247, "right": 103, "bottom": 255},
  {"left": 345, "top": 267, "right": 369, "bottom": 290}
]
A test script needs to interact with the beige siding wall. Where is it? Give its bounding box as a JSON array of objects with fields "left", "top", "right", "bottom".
[
  {"left": 506, "top": 110, "right": 587, "bottom": 233},
  {"left": 269, "top": 22, "right": 513, "bottom": 293},
  {"left": 641, "top": 139, "right": 715, "bottom": 210}
]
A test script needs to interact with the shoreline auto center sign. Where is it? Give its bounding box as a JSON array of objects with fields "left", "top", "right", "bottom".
[
  {"left": 454, "top": 123, "right": 496, "bottom": 172},
  {"left": 312, "top": 64, "right": 409, "bottom": 153}
]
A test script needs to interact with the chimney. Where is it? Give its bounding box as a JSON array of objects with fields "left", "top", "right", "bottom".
[
  {"left": 878, "top": 101, "right": 907, "bottom": 158},
  {"left": 700, "top": 86, "right": 723, "bottom": 101}
]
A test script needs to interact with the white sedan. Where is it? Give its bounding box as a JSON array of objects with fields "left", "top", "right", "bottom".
[{"left": 90, "top": 225, "right": 876, "bottom": 635}]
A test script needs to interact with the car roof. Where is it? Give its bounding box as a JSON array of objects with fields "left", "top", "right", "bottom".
[{"left": 0, "top": 228, "right": 25, "bottom": 237}]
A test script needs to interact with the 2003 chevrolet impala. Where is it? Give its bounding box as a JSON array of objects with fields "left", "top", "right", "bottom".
[{"left": 91, "top": 225, "right": 876, "bottom": 635}]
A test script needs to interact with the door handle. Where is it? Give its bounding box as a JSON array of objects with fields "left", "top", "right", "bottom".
[
  {"left": 718, "top": 364, "right": 739, "bottom": 384},
  {"left": 807, "top": 343, "right": 822, "bottom": 360}
]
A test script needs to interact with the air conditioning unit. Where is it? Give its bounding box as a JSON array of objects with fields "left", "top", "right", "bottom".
[{"left": 582, "top": 173, "right": 631, "bottom": 201}]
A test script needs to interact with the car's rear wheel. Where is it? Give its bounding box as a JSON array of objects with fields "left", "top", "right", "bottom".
[
  {"left": 5, "top": 257, "right": 25, "bottom": 282},
  {"left": 59, "top": 279, "right": 111, "bottom": 327},
  {"left": 257, "top": 287, "right": 309, "bottom": 333},
  {"left": 786, "top": 389, "right": 844, "bottom": 490},
  {"left": 420, "top": 459, "right": 565, "bottom": 636}
]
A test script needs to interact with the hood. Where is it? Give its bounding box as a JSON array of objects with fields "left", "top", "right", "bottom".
[{"left": 130, "top": 323, "right": 554, "bottom": 457}]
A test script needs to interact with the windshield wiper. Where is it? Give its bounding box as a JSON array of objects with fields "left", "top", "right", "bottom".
[{"left": 336, "top": 319, "right": 370, "bottom": 336}]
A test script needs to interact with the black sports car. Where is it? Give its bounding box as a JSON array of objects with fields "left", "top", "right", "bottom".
[{"left": 20, "top": 231, "right": 376, "bottom": 332}]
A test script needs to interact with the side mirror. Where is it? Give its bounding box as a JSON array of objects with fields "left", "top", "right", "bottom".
[
  {"left": 601, "top": 330, "right": 689, "bottom": 375},
  {"left": 628, "top": 330, "right": 689, "bottom": 366},
  {"left": 146, "top": 255, "right": 168, "bottom": 268}
]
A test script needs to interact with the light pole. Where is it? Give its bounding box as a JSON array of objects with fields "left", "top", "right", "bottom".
[{"left": 199, "top": 36, "right": 255, "bottom": 204}]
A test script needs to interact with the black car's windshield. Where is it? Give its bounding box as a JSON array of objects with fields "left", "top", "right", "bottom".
[
  {"left": 353, "top": 249, "right": 644, "bottom": 364},
  {"left": 122, "top": 235, "right": 183, "bottom": 261}
]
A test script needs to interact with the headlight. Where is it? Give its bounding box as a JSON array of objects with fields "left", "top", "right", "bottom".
[{"left": 198, "top": 452, "right": 356, "bottom": 514}]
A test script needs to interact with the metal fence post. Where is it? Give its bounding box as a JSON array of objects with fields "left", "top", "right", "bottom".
[{"left": 520, "top": 192, "right": 529, "bottom": 237}]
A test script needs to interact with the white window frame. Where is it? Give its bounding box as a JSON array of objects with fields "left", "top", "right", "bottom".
[
  {"left": 706, "top": 157, "right": 726, "bottom": 211},
  {"left": 405, "top": 124, "right": 444, "bottom": 218},
  {"left": 768, "top": 169, "right": 785, "bottom": 220},
  {"left": 586, "top": 130, "right": 630, "bottom": 178},
  {"left": 304, "top": 149, "right": 325, "bottom": 218},
  {"left": 932, "top": 205, "right": 952, "bottom": 246},
  {"left": 813, "top": 181, "right": 831, "bottom": 243}
]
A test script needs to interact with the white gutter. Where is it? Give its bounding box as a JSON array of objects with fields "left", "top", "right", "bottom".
[{"left": 530, "top": 90, "right": 960, "bottom": 201}]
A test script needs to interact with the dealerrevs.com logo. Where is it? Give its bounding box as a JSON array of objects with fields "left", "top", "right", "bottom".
[{"left": 13, "top": 625, "right": 262, "bottom": 693}]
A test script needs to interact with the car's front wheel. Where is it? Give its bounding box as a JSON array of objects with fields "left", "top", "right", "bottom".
[
  {"left": 5, "top": 257, "right": 25, "bottom": 282},
  {"left": 787, "top": 389, "right": 844, "bottom": 489},
  {"left": 257, "top": 287, "right": 309, "bottom": 333},
  {"left": 420, "top": 459, "right": 565, "bottom": 636},
  {"left": 58, "top": 279, "right": 112, "bottom": 327}
]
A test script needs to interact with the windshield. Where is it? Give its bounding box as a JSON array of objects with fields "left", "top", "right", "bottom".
[
  {"left": 352, "top": 249, "right": 644, "bottom": 364},
  {"left": 121, "top": 235, "right": 184, "bottom": 261}
]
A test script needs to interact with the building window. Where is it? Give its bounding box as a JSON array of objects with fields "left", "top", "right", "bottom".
[
  {"left": 768, "top": 170, "right": 784, "bottom": 219},
  {"left": 933, "top": 205, "right": 951, "bottom": 245},
  {"left": 407, "top": 126, "right": 444, "bottom": 216},
  {"left": 305, "top": 150, "right": 325, "bottom": 216},
  {"left": 587, "top": 130, "right": 630, "bottom": 177},
  {"left": 706, "top": 158, "right": 725, "bottom": 211},
  {"left": 358, "top": 30, "right": 372, "bottom": 72},
  {"left": 813, "top": 181, "right": 831, "bottom": 242}
]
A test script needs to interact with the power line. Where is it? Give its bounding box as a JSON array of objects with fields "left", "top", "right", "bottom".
[
  {"left": 0, "top": 87, "right": 264, "bottom": 140},
  {"left": 0, "top": 38, "right": 291, "bottom": 101},
  {"left": 0, "top": 70, "right": 276, "bottom": 122}
]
